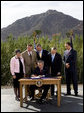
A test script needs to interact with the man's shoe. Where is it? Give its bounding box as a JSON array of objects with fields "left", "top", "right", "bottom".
[
  {"left": 38, "top": 99, "right": 43, "bottom": 104},
  {"left": 75, "top": 93, "right": 78, "bottom": 96},
  {"left": 30, "top": 97, "right": 35, "bottom": 101},
  {"left": 15, "top": 97, "right": 20, "bottom": 101},
  {"left": 15, "top": 97, "right": 17, "bottom": 100},
  {"left": 51, "top": 94, "right": 54, "bottom": 97},
  {"left": 38, "top": 98, "right": 46, "bottom": 104},
  {"left": 65, "top": 93, "right": 71, "bottom": 96}
]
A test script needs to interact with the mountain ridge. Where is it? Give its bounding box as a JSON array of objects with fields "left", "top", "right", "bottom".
[{"left": 1, "top": 9, "right": 83, "bottom": 41}]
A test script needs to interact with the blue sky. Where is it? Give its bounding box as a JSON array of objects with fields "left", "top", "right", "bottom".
[{"left": 1, "top": 1, "right": 83, "bottom": 28}]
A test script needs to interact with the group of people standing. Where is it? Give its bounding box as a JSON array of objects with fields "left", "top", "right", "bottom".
[{"left": 10, "top": 42, "right": 78, "bottom": 103}]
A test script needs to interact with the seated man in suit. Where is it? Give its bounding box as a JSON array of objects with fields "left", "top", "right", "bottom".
[{"left": 30, "top": 60, "right": 50, "bottom": 103}]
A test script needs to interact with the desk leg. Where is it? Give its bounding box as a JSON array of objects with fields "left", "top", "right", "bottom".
[
  {"left": 57, "top": 81, "right": 61, "bottom": 107},
  {"left": 25, "top": 85, "right": 28, "bottom": 102},
  {"left": 20, "top": 84, "right": 23, "bottom": 107}
]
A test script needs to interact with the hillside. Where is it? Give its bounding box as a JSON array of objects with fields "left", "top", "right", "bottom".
[{"left": 1, "top": 10, "right": 83, "bottom": 41}]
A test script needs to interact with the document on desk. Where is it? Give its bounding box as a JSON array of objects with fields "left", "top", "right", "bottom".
[
  {"left": 31, "top": 75, "right": 45, "bottom": 79},
  {"left": 31, "top": 76, "right": 40, "bottom": 79}
]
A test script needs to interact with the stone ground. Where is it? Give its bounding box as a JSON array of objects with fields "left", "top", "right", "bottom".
[{"left": 1, "top": 84, "right": 83, "bottom": 112}]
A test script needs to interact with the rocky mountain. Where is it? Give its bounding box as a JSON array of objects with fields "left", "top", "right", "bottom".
[
  {"left": 72, "top": 21, "right": 83, "bottom": 35},
  {"left": 1, "top": 10, "right": 83, "bottom": 41}
]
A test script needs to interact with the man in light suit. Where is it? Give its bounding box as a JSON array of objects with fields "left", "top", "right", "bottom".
[
  {"left": 22, "top": 44, "right": 37, "bottom": 97},
  {"left": 22, "top": 44, "right": 37, "bottom": 77}
]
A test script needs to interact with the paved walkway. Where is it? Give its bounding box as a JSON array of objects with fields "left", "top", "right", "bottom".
[{"left": 1, "top": 85, "right": 83, "bottom": 112}]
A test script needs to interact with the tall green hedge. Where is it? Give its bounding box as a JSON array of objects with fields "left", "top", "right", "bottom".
[{"left": 1, "top": 34, "right": 83, "bottom": 85}]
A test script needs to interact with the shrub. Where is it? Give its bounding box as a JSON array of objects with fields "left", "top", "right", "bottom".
[{"left": 1, "top": 34, "right": 83, "bottom": 85}]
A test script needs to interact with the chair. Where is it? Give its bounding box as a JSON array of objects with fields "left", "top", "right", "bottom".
[{"left": 34, "top": 87, "right": 51, "bottom": 99}]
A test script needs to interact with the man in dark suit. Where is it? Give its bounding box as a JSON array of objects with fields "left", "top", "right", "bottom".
[
  {"left": 30, "top": 60, "right": 50, "bottom": 103},
  {"left": 36, "top": 44, "right": 49, "bottom": 69},
  {"left": 63, "top": 42, "right": 78, "bottom": 96},
  {"left": 48, "top": 47, "right": 62, "bottom": 96}
]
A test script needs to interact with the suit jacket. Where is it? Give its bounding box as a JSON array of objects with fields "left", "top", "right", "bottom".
[
  {"left": 32, "top": 67, "right": 50, "bottom": 77},
  {"left": 36, "top": 50, "right": 49, "bottom": 68},
  {"left": 48, "top": 53, "right": 62, "bottom": 76},
  {"left": 63, "top": 49, "right": 77, "bottom": 72},
  {"left": 22, "top": 50, "right": 37, "bottom": 76},
  {"left": 10, "top": 56, "right": 25, "bottom": 76}
]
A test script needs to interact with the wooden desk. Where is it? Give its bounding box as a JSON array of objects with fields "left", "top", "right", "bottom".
[{"left": 19, "top": 77, "right": 62, "bottom": 107}]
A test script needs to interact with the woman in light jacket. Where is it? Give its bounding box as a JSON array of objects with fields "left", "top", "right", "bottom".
[{"left": 10, "top": 49, "right": 25, "bottom": 101}]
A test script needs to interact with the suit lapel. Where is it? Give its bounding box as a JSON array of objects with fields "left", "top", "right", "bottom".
[
  {"left": 51, "top": 54, "right": 56, "bottom": 62},
  {"left": 66, "top": 49, "right": 73, "bottom": 60},
  {"left": 32, "top": 51, "right": 35, "bottom": 60},
  {"left": 54, "top": 54, "right": 57, "bottom": 62},
  {"left": 25, "top": 51, "right": 30, "bottom": 61},
  {"left": 50, "top": 54, "right": 52, "bottom": 62}
]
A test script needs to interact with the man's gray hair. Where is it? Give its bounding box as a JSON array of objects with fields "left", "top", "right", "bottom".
[
  {"left": 51, "top": 47, "right": 57, "bottom": 50},
  {"left": 37, "top": 60, "right": 44, "bottom": 65}
]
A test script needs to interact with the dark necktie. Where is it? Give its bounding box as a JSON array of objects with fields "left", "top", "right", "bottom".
[
  {"left": 18, "top": 58, "right": 23, "bottom": 74},
  {"left": 30, "top": 53, "right": 32, "bottom": 60}
]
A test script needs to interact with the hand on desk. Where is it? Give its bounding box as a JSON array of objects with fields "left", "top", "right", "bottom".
[
  {"left": 57, "top": 72, "right": 61, "bottom": 76},
  {"left": 31, "top": 74, "right": 37, "bottom": 77},
  {"left": 39, "top": 75, "right": 45, "bottom": 77}
]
